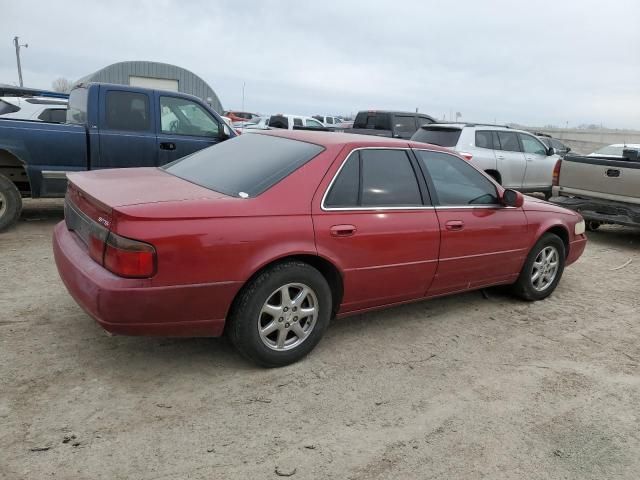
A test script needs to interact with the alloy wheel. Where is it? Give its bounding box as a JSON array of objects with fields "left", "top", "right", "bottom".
[{"left": 531, "top": 246, "right": 559, "bottom": 292}]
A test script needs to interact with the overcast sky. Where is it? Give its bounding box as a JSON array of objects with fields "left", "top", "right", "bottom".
[{"left": 2, "top": 0, "right": 639, "bottom": 128}]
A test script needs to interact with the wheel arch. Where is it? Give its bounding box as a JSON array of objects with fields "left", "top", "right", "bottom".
[
  {"left": 226, "top": 253, "right": 344, "bottom": 325},
  {"left": 540, "top": 224, "right": 570, "bottom": 258},
  {"left": 0, "top": 148, "right": 31, "bottom": 196}
]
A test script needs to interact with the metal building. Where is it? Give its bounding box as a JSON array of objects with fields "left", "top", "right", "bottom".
[{"left": 74, "top": 61, "right": 223, "bottom": 112}]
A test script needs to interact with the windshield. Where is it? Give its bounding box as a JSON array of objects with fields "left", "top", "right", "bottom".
[
  {"left": 163, "top": 133, "right": 324, "bottom": 197},
  {"left": 411, "top": 127, "right": 462, "bottom": 147}
]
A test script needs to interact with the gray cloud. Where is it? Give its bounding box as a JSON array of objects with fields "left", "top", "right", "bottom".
[{"left": 2, "top": 0, "right": 639, "bottom": 128}]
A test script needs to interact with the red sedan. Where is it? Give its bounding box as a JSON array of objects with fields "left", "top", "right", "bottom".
[{"left": 53, "top": 131, "right": 587, "bottom": 366}]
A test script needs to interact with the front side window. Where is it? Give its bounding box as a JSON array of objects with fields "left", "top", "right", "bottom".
[
  {"left": 324, "top": 149, "right": 423, "bottom": 208},
  {"left": 160, "top": 96, "right": 220, "bottom": 137},
  {"left": 496, "top": 131, "right": 521, "bottom": 152},
  {"left": 394, "top": 115, "right": 417, "bottom": 135},
  {"left": 417, "top": 150, "right": 498, "bottom": 206},
  {"left": 519, "top": 134, "right": 547, "bottom": 155},
  {"left": 305, "top": 118, "right": 324, "bottom": 128},
  {"left": 105, "top": 91, "right": 150, "bottom": 131}
]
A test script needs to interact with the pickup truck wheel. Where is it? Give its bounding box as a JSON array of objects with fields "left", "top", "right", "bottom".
[
  {"left": 227, "top": 261, "right": 332, "bottom": 367},
  {"left": 512, "top": 233, "right": 565, "bottom": 301},
  {"left": 0, "top": 174, "right": 22, "bottom": 232}
]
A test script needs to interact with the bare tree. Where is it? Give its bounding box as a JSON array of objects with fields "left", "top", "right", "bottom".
[{"left": 51, "top": 77, "right": 73, "bottom": 93}]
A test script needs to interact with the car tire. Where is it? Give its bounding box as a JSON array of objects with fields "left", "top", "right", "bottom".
[
  {"left": 512, "top": 233, "right": 565, "bottom": 301},
  {"left": 227, "top": 260, "right": 332, "bottom": 367},
  {"left": 0, "top": 174, "right": 22, "bottom": 232}
]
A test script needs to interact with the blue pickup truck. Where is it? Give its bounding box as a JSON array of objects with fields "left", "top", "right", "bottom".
[{"left": 0, "top": 82, "right": 235, "bottom": 230}]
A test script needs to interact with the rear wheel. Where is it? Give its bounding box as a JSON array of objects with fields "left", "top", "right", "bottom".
[
  {"left": 227, "top": 261, "right": 332, "bottom": 367},
  {"left": 0, "top": 174, "right": 22, "bottom": 232},
  {"left": 512, "top": 233, "right": 565, "bottom": 301}
]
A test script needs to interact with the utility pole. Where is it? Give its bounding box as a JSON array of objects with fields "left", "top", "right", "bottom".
[{"left": 13, "top": 36, "right": 28, "bottom": 87}]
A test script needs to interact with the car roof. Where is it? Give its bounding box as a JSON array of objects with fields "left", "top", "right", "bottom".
[{"left": 255, "top": 129, "right": 452, "bottom": 152}]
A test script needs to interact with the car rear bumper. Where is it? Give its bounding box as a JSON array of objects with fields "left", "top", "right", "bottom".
[
  {"left": 550, "top": 195, "right": 640, "bottom": 227},
  {"left": 52, "top": 222, "right": 240, "bottom": 337}
]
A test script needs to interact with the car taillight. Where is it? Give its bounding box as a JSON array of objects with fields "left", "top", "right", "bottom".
[
  {"left": 459, "top": 152, "right": 473, "bottom": 161},
  {"left": 103, "top": 232, "right": 156, "bottom": 278},
  {"left": 552, "top": 159, "right": 562, "bottom": 186},
  {"left": 88, "top": 234, "right": 106, "bottom": 264}
]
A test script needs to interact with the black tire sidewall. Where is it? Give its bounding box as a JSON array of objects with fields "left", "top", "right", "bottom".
[
  {"left": 0, "top": 174, "right": 22, "bottom": 232},
  {"left": 229, "top": 261, "right": 332, "bottom": 367},
  {"left": 516, "top": 233, "right": 566, "bottom": 301}
]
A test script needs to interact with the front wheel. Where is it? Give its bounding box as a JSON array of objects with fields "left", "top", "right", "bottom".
[
  {"left": 512, "top": 233, "right": 565, "bottom": 301},
  {"left": 227, "top": 261, "right": 332, "bottom": 367}
]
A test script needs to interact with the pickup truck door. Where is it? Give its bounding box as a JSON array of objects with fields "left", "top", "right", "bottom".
[
  {"left": 519, "top": 133, "right": 556, "bottom": 191},
  {"left": 155, "top": 94, "right": 225, "bottom": 165},
  {"left": 96, "top": 87, "right": 158, "bottom": 169}
]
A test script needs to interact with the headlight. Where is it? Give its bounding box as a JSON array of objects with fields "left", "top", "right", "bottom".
[{"left": 575, "top": 220, "right": 585, "bottom": 235}]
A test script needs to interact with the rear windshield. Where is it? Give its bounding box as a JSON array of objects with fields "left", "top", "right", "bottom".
[
  {"left": 163, "top": 134, "right": 324, "bottom": 197},
  {"left": 353, "top": 112, "right": 391, "bottom": 130},
  {"left": 411, "top": 127, "right": 462, "bottom": 147}
]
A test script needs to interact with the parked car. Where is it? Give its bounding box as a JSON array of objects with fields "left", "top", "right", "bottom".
[
  {"left": 268, "top": 114, "right": 328, "bottom": 130},
  {"left": 535, "top": 134, "right": 571, "bottom": 156},
  {"left": 313, "top": 115, "right": 343, "bottom": 128},
  {"left": 0, "top": 96, "right": 68, "bottom": 123},
  {"left": 587, "top": 143, "right": 640, "bottom": 159},
  {"left": 411, "top": 123, "right": 561, "bottom": 198},
  {"left": 233, "top": 116, "right": 271, "bottom": 133},
  {"left": 551, "top": 147, "right": 640, "bottom": 230},
  {"left": 224, "top": 111, "right": 260, "bottom": 123},
  {"left": 53, "top": 130, "right": 586, "bottom": 367},
  {"left": 0, "top": 82, "right": 235, "bottom": 231},
  {"left": 349, "top": 110, "right": 435, "bottom": 139}
]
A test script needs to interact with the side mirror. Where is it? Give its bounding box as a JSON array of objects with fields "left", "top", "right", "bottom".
[
  {"left": 547, "top": 146, "right": 556, "bottom": 156},
  {"left": 219, "top": 123, "right": 232, "bottom": 139},
  {"left": 502, "top": 189, "right": 524, "bottom": 208}
]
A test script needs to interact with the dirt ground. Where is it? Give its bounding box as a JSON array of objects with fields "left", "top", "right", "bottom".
[{"left": 1, "top": 199, "right": 639, "bottom": 480}]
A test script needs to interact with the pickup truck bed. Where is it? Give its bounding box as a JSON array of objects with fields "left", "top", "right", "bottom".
[{"left": 551, "top": 153, "right": 640, "bottom": 228}]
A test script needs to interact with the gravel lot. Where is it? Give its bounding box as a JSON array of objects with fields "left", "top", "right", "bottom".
[{"left": 1, "top": 199, "right": 639, "bottom": 479}]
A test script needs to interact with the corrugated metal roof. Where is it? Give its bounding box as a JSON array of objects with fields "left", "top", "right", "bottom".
[{"left": 74, "top": 61, "right": 223, "bottom": 113}]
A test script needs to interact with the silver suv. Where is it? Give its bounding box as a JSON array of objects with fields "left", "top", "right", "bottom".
[{"left": 412, "top": 124, "right": 560, "bottom": 198}]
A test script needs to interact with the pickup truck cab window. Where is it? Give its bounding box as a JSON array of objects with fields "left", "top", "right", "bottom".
[
  {"left": 305, "top": 118, "right": 324, "bottom": 128},
  {"left": 105, "top": 91, "right": 150, "bottom": 132},
  {"left": 67, "top": 87, "right": 88, "bottom": 125},
  {"left": 324, "top": 149, "right": 423, "bottom": 208},
  {"left": 417, "top": 150, "right": 499, "bottom": 206},
  {"left": 394, "top": 115, "right": 417, "bottom": 137},
  {"left": 160, "top": 96, "right": 220, "bottom": 137}
]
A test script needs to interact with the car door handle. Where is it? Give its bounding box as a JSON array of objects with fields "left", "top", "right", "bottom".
[
  {"left": 330, "top": 224, "right": 357, "bottom": 237},
  {"left": 526, "top": 156, "right": 534, "bottom": 162},
  {"left": 159, "top": 142, "right": 176, "bottom": 151},
  {"left": 445, "top": 220, "right": 464, "bottom": 231},
  {"left": 496, "top": 155, "right": 505, "bottom": 160}
]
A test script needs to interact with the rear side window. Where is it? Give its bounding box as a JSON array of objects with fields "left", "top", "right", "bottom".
[
  {"left": 268, "top": 115, "right": 289, "bottom": 129},
  {"left": 353, "top": 112, "right": 391, "bottom": 130},
  {"left": 496, "top": 131, "right": 521, "bottom": 152},
  {"left": 164, "top": 134, "right": 324, "bottom": 197},
  {"left": 38, "top": 108, "right": 67, "bottom": 123},
  {"left": 105, "top": 91, "right": 150, "bottom": 131},
  {"left": 293, "top": 118, "right": 303, "bottom": 127},
  {"left": 67, "top": 88, "right": 88, "bottom": 125},
  {"left": 417, "top": 150, "right": 498, "bottom": 206},
  {"left": 411, "top": 127, "right": 462, "bottom": 147},
  {"left": 324, "top": 149, "right": 423, "bottom": 208},
  {"left": 475, "top": 131, "right": 493, "bottom": 149},
  {"left": 0, "top": 100, "right": 20, "bottom": 115}
]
